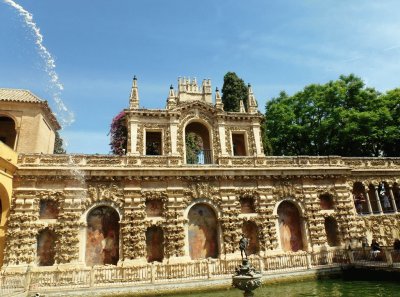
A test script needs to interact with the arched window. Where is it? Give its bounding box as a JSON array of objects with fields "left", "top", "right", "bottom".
[
  {"left": 0, "top": 116, "right": 17, "bottom": 149},
  {"left": 353, "top": 182, "right": 369, "bottom": 214},
  {"left": 37, "top": 228, "right": 57, "bottom": 266},
  {"left": 380, "top": 181, "right": 394, "bottom": 213},
  {"left": 86, "top": 206, "right": 120, "bottom": 266},
  {"left": 242, "top": 221, "right": 259, "bottom": 255},
  {"left": 185, "top": 122, "right": 212, "bottom": 164},
  {"left": 319, "top": 193, "right": 334, "bottom": 210},
  {"left": 187, "top": 203, "right": 219, "bottom": 259},
  {"left": 146, "top": 226, "right": 164, "bottom": 262},
  {"left": 324, "top": 217, "right": 340, "bottom": 247},
  {"left": 277, "top": 201, "right": 305, "bottom": 252}
]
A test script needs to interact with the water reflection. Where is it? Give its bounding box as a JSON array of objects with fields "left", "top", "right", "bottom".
[{"left": 110, "top": 280, "right": 400, "bottom": 297}]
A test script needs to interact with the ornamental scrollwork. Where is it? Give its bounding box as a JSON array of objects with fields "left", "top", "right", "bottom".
[
  {"left": 85, "top": 184, "right": 124, "bottom": 208},
  {"left": 183, "top": 182, "right": 220, "bottom": 205}
]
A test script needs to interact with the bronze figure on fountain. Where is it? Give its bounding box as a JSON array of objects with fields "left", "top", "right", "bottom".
[{"left": 232, "top": 234, "right": 262, "bottom": 297}]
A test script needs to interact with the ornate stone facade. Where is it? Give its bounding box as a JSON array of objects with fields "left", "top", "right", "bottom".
[{"left": 2, "top": 78, "right": 400, "bottom": 273}]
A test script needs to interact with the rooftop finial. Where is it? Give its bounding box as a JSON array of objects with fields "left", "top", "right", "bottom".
[{"left": 129, "top": 75, "right": 139, "bottom": 109}]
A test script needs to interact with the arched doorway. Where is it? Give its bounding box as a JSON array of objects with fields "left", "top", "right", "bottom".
[
  {"left": 185, "top": 122, "right": 212, "bottom": 164},
  {"left": 37, "top": 228, "right": 57, "bottom": 266},
  {"left": 187, "top": 203, "right": 219, "bottom": 259},
  {"left": 0, "top": 116, "right": 17, "bottom": 149},
  {"left": 242, "top": 221, "right": 259, "bottom": 255},
  {"left": 146, "top": 226, "right": 164, "bottom": 262},
  {"left": 86, "top": 206, "right": 120, "bottom": 266},
  {"left": 324, "top": 217, "right": 340, "bottom": 247},
  {"left": 277, "top": 201, "right": 304, "bottom": 252}
]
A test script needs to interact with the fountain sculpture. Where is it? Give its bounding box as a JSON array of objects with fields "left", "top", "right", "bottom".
[{"left": 232, "top": 235, "right": 262, "bottom": 297}]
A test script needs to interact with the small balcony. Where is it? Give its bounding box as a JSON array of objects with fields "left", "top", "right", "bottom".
[{"left": 186, "top": 149, "right": 212, "bottom": 165}]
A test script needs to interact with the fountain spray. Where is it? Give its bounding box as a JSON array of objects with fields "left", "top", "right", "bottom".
[{"left": 3, "top": 0, "right": 74, "bottom": 127}]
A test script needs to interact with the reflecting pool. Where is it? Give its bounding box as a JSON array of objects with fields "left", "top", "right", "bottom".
[{"left": 116, "top": 279, "right": 400, "bottom": 297}]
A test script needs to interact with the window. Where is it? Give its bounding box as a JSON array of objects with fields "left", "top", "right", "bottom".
[
  {"left": 232, "top": 133, "right": 247, "bottom": 156},
  {"left": 146, "top": 131, "right": 162, "bottom": 155}
]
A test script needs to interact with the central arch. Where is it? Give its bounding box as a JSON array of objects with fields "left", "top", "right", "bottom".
[
  {"left": 85, "top": 206, "right": 120, "bottom": 266},
  {"left": 187, "top": 203, "right": 219, "bottom": 259},
  {"left": 277, "top": 201, "right": 305, "bottom": 252},
  {"left": 185, "top": 121, "right": 212, "bottom": 164}
]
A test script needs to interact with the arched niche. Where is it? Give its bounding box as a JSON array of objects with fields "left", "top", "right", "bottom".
[
  {"left": 380, "top": 181, "right": 394, "bottom": 212},
  {"left": 145, "top": 199, "right": 163, "bottom": 217},
  {"left": 324, "top": 217, "right": 340, "bottom": 247},
  {"left": 242, "top": 221, "right": 259, "bottom": 255},
  {"left": 39, "top": 199, "right": 59, "bottom": 219},
  {"left": 86, "top": 206, "right": 120, "bottom": 266},
  {"left": 146, "top": 226, "right": 164, "bottom": 262},
  {"left": 37, "top": 228, "right": 57, "bottom": 266},
  {"left": 353, "top": 182, "right": 368, "bottom": 214},
  {"left": 319, "top": 193, "right": 334, "bottom": 210},
  {"left": 187, "top": 203, "right": 219, "bottom": 259},
  {"left": 240, "top": 197, "right": 255, "bottom": 214},
  {"left": 0, "top": 116, "right": 17, "bottom": 149},
  {"left": 277, "top": 200, "right": 305, "bottom": 252},
  {"left": 185, "top": 121, "right": 212, "bottom": 164}
]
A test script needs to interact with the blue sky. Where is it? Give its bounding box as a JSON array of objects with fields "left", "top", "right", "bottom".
[{"left": 1, "top": 1, "right": 400, "bottom": 154}]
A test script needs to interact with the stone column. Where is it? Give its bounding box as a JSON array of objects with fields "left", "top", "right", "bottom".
[
  {"left": 128, "top": 118, "right": 140, "bottom": 155},
  {"left": 374, "top": 187, "right": 383, "bottom": 214},
  {"left": 364, "top": 192, "right": 373, "bottom": 214},
  {"left": 251, "top": 122, "right": 263, "bottom": 156},
  {"left": 389, "top": 188, "right": 398, "bottom": 213},
  {"left": 169, "top": 117, "right": 179, "bottom": 156},
  {"left": 217, "top": 122, "right": 228, "bottom": 156}
]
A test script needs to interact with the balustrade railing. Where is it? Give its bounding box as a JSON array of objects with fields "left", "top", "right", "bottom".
[{"left": 5, "top": 248, "right": 400, "bottom": 296}]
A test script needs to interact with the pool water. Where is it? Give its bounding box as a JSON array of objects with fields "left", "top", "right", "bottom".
[{"left": 155, "top": 279, "right": 400, "bottom": 297}]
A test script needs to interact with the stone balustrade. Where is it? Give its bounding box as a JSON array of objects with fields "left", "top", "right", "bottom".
[
  {"left": 16, "top": 153, "right": 400, "bottom": 169},
  {"left": 0, "top": 250, "right": 348, "bottom": 296}
]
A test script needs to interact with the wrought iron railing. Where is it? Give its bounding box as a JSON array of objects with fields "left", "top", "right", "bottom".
[{"left": 186, "top": 149, "right": 212, "bottom": 165}]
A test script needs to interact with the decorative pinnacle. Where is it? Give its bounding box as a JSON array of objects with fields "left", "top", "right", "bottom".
[
  {"left": 170, "top": 84, "right": 174, "bottom": 89},
  {"left": 133, "top": 75, "right": 137, "bottom": 80},
  {"left": 215, "top": 87, "right": 219, "bottom": 92},
  {"left": 248, "top": 83, "right": 251, "bottom": 87}
]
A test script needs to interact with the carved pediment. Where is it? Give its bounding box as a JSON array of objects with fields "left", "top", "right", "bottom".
[
  {"left": 184, "top": 182, "right": 220, "bottom": 205},
  {"left": 86, "top": 184, "right": 124, "bottom": 208}
]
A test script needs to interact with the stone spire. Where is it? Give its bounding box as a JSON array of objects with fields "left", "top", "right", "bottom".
[
  {"left": 239, "top": 99, "right": 246, "bottom": 113},
  {"left": 166, "top": 84, "right": 177, "bottom": 110},
  {"left": 129, "top": 76, "right": 139, "bottom": 109},
  {"left": 247, "top": 83, "right": 258, "bottom": 113},
  {"left": 214, "top": 87, "right": 224, "bottom": 111}
]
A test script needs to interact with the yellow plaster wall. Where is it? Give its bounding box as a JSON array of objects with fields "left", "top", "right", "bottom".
[{"left": 0, "top": 141, "right": 17, "bottom": 267}]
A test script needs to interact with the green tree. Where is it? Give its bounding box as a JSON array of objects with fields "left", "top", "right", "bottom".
[
  {"left": 264, "top": 74, "right": 394, "bottom": 157},
  {"left": 185, "top": 132, "right": 203, "bottom": 164},
  {"left": 221, "top": 72, "right": 248, "bottom": 112},
  {"left": 380, "top": 88, "right": 400, "bottom": 156},
  {"left": 53, "top": 131, "right": 66, "bottom": 154}
]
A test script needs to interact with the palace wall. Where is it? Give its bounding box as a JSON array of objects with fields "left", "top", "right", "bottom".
[
  {"left": 0, "top": 141, "right": 17, "bottom": 266},
  {"left": 3, "top": 154, "right": 399, "bottom": 269}
]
